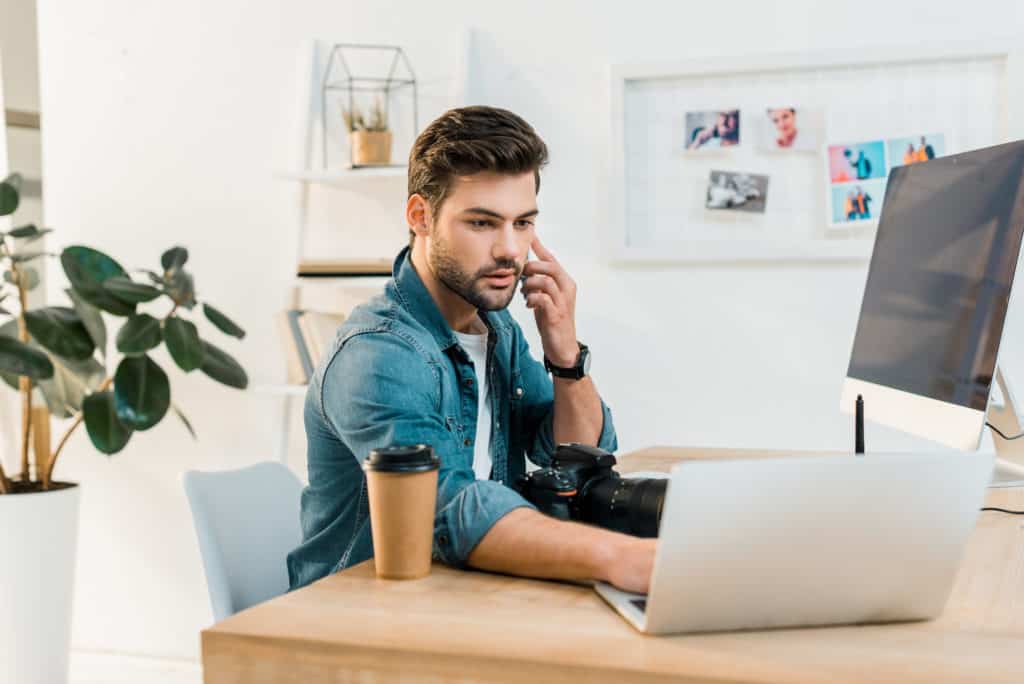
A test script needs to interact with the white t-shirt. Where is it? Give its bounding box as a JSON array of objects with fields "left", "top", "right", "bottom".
[{"left": 453, "top": 329, "right": 493, "bottom": 481}]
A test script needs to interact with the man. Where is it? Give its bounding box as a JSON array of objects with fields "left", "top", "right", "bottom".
[{"left": 287, "top": 106, "right": 656, "bottom": 595}]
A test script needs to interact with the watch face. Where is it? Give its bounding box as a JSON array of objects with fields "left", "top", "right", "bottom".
[{"left": 581, "top": 349, "right": 592, "bottom": 375}]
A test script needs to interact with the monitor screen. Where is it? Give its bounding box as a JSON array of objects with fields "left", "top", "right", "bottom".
[{"left": 847, "top": 140, "right": 1024, "bottom": 412}]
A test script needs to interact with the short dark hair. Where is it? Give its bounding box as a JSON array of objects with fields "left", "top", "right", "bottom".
[{"left": 407, "top": 106, "right": 549, "bottom": 247}]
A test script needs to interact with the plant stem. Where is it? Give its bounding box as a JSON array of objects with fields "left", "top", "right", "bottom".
[
  {"left": 0, "top": 457, "right": 10, "bottom": 494},
  {"left": 43, "top": 376, "right": 113, "bottom": 488},
  {"left": 10, "top": 256, "right": 33, "bottom": 483}
]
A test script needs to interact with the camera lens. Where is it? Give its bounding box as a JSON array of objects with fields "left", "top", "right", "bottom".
[{"left": 582, "top": 476, "right": 667, "bottom": 538}]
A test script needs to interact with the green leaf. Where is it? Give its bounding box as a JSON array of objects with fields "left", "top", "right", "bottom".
[
  {"left": 116, "top": 313, "right": 163, "bottom": 354},
  {"left": 61, "top": 246, "right": 136, "bottom": 316},
  {"left": 199, "top": 340, "right": 248, "bottom": 389},
  {"left": 7, "top": 225, "right": 53, "bottom": 243},
  {"left": 202, "top": 303, "right": 245, "bottom": 339},
  {"left": 161, "top": 246, "right": 188, "bottom": 273},
  {"left": 9, "top": 251, "right": 47, "bottom": 263},
  {"left": 114, "top": 354, "right": 170, "bottom": 430},
  {"left": 37, "top": 354, "right": 106, "bottom": 419},
  {"left": 23, "top": 307, "right": 95, "bottom": 361},
  {"left": 83, "top": 391, "right": 133, "bottom": 454},
  {"left": 0, "top": 319, "right": 102, "bottom": 416},
  {"left": 67, "top": 288, "right": 107, "bottom": 359},
  {"left": 164, "top": 316, "right": 203, "bottom": 371},
  {"left": 165, "top": 269, "right": 196, "bottom": 309},
  {"left": 172, "top": 403, "right": 197, "bottom": 440},
  {"left": 0, "top": 335, "right": 54, "bottom": 379},
  {"left": 102, "top": 276, "right": 163, "bottom": 304},
  {"left": 0, "top": 173, "right": 22, "bottom": 216},
  {"left": 4, "top": 268, "right": 40, "bottom": 291}
]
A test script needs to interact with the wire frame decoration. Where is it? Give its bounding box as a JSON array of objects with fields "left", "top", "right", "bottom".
[{"left": 320, "top": 43, "right": 418, "bottom": 168}]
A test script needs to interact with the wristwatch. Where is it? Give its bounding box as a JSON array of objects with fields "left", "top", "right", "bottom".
[{"left": 544, "top": 342, "right": 591, "bottom": 380}]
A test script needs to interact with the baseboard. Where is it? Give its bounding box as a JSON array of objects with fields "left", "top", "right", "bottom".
[{"left": 69, "top": 650, "right": 201, "bottom": 684}]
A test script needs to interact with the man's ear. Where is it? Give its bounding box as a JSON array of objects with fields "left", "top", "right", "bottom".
[{"left": 406, "top": 194, "right": 432, "bottom": 241}]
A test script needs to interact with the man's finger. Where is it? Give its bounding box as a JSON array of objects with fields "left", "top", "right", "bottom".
[
  {"left": 530, "top": 235, "right": 559, "bottom": 264},
  {"left": 522, "top": 259, "right": 571, "bottom": 292},
  {"left": 525, "top": 291, "right": 555, "bottom": 312},
  {"left": 521, "top": 274, "right": 564, "bottom": 307}
]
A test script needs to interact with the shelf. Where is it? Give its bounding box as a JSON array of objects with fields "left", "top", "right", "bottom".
[
  {"left": 297, "top": 258, "right": 392, "bottom": 278},
  {"left": 252, "top": 383, "right": 308, "bottom": 397},
  {"left": 276, "top": 165, "right": 406, "bottom": 184}
]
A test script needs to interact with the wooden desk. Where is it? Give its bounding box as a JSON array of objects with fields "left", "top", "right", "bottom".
[{"left": 202, "top": 447, "right": 1024, "bottom": 683}]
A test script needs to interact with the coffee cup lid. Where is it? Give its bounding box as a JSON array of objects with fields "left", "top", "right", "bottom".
[{"left": 364, "top": 444, "right": 440, "bottom": 473}]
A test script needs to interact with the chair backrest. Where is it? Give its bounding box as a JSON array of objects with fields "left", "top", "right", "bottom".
[{"left": 182, "top": 462, "right": 303, "bottom": 621}]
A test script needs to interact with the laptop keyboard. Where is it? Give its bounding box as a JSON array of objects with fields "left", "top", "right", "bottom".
[{"left": 630, "top": 598, "right": 648, "bottom": 613}]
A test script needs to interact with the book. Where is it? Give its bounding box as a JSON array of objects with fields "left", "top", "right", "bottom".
[
  {"left": 290, "top": 279, "right": 387, "bottom": 315},
  {"left": 298, "top": 311, "right": 346, "bottom": 368},
  {"left": 286, "top": 310, "right": 314, "bottom": 381},
  {"left": 276, "top": 311, "right": 308, "bottom": 385}
]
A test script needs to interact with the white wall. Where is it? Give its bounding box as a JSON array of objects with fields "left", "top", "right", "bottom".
[{"left": 28, "top": 0, "right": 1024, "bottom": 662}]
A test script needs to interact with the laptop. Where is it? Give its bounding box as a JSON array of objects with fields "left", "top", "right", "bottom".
[{"left": 595, "top": 451, "right": 993, "bottom": 635}]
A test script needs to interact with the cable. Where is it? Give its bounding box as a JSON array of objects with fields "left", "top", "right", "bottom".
[
  {"left": 986, "top": 422, "right": 1024, "bottom": 440},
  {"left": 980, "top": 507, "right": 1024, "bottom": 515}
]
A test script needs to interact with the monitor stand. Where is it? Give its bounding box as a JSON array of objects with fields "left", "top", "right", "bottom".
[{"left": 986, "top": 367, "right": 1024, "bottom": 487}]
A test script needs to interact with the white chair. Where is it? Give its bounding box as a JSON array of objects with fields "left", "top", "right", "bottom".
[{"left": 182, "top": 462, "right": 303, "bottom": 621}]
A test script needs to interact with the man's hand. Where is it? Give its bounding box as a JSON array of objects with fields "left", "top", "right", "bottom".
[
  {"left": 521, "top": 236, "right": 579, "bottom": 367},
  {"left": 601, "top": 536, "right": 658, "bottom": 594}
]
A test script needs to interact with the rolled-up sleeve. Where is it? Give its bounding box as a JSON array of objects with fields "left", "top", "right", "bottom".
[
  {"left": 320, "top": 332, "right": 535, "bottom": 567},
  {"left": 513, "top": 332, "right": 618, "bottom": 467}
]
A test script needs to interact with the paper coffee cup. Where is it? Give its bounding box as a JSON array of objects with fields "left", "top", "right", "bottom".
[{"left": 363, "top": 445, "right": 440, "bottom": 580}]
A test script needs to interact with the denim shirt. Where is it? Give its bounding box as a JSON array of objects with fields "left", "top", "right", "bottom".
[{"left": 286, "top": 247, "right": 618, "bottom": 591}]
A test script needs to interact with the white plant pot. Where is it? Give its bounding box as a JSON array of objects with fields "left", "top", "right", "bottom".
[{"left": 0, "top": 483, "right": 80, "bottom": 684}]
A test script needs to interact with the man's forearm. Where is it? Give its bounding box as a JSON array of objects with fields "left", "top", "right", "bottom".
[
  {"left": 466, "top": 507, "right": 655, "bottom": 593},
  {"left": 552, "top": 375, "right": 603, "bottom": 445}
]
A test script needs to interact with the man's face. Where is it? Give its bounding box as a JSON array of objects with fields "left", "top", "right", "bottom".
[{"left": 425, "top": 171, "right": 537, "bottom": 311}]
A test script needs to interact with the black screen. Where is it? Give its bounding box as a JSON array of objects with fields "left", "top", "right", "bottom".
[{"left": 848, "top": 140, "right": 1024, "bottom": 411}]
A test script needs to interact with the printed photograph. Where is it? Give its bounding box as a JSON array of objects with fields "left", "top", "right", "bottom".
[
  {"left": 830, "top": 179, "right": 887, "bottom": 225},
  {"left": 705, "top": 170, "right": 769, "bottom": 213},
  {"left": 757, "top": 107, "right": 825, "bottom": 152},
  {"left": 685, "top": 109, "right": 741, "bottom": 150},
  {"left": 828, "top": 140, "right": 886, "bottom": 183},
  {"left": 888, "top": 133, "right": 946, "bottom": 167}
]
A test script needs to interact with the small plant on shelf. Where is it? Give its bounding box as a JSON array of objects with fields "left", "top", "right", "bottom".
[
  {"left": 340, "top": 98, "right": 393, "bottom": 166},
  {"left": 0, "top": 172, "right": 249, "bottom": 495}
]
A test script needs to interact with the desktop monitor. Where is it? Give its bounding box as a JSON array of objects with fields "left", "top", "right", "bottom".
[{"left": 840, "top": 139, "right": 1024, "bottom": 451}]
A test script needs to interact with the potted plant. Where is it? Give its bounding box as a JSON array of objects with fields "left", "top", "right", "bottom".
[
  {"left": 342, "top": 98, "right": 392, "bottom": 166},
  {"left": 0, "top": 172, "right": 248, "bottom": 684}
]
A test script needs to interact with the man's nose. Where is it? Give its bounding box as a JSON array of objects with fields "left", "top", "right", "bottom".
[{"left": 493, "top": 223, "right": 523, "bottom": 261}]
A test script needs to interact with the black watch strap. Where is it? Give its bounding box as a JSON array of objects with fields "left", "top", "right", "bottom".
[{"left": 544, "top": 343, "right": 590, "bottom": 380}]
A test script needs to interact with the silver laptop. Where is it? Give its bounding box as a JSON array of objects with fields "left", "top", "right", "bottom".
[{"left": 595, "top": 451, "right": 993, "bottom": 635}]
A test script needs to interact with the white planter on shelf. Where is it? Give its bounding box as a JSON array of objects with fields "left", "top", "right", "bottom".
[{"left": 0, "top": 482, "right": 81, "bottom": 684}]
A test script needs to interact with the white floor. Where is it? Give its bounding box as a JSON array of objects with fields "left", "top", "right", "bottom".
[{"left": 69, "top": 651, "right": 201, "bottom": 684}]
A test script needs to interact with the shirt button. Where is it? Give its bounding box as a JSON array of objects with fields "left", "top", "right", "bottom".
[
  {"left": 463, "top": 438, "right": 472, "bottom": 447},
  {"left": 465, "top": 378, "right": 474, "bottom": 387},
  {"left": 438, "top": 534, "right": 449, "bottom": 545},
  {"left": 514, "top": 387, "right": 524, "bottom": 398}
]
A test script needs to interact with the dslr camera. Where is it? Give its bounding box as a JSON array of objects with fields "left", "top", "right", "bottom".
[{"left": 514, "top": 443, "right": 666, "bottom": 537}]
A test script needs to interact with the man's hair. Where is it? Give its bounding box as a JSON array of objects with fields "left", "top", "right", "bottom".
[{"left": 407, "top": 106, "right": 549, "bottom": 247}]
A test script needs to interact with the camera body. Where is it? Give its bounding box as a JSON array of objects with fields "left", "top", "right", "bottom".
[{"left": 514, "top": 443, "right": 665, "bottom": 538}]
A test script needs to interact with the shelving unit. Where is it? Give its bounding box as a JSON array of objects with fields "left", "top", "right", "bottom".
[{"left": 262, "top": 36, "right": 471, "bottom": 465}]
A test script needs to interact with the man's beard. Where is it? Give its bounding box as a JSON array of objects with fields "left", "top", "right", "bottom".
[{"left": 428, "top": 231, "right": 521, "bottom": 312}]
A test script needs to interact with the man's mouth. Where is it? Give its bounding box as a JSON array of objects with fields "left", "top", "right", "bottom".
[{"left": 482, "top": 270, "right": 517, "bottom": 287}]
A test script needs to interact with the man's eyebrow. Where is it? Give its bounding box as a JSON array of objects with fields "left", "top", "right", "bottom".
[{"left": 462, "top": 207, "right": 539, "bottom": 220}]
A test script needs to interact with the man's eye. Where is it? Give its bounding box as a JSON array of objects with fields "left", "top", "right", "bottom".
[
  {"left": 514, "top": 220, "right": 534, "bottom": 229},
  {"left": 468, "top": 219, "right": 492, "bottom": 228}
]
